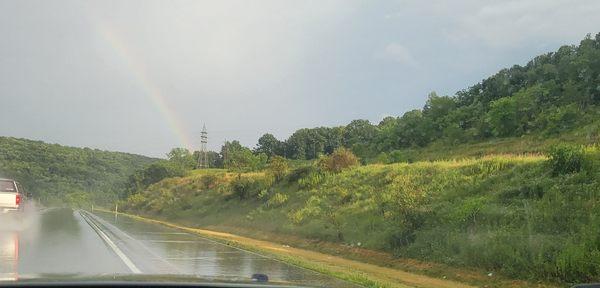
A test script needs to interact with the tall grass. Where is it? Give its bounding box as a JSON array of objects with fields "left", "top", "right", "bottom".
[{"left": 123, "top": 148, "right": 600, "bottom": 284}]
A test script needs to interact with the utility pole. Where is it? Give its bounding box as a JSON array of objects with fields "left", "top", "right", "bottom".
[{"left": 197, "top": 124, "right": 209, "bottom": 169}]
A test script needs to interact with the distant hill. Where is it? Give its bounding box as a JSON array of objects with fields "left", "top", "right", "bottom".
[{"left": 0, "top": 136, "right": 157, "bottom": 205}]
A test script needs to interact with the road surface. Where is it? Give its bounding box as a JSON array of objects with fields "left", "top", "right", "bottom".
[{"left": 0, "top": 208, "right": 355, "bottom": 287}]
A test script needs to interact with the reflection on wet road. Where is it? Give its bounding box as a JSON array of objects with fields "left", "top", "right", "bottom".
[
  {"left": 0, "top": 208, "right": 355, "bottom": 287},
  {"left": 1, "top": 208, "right": 128, "bottom": 280}
]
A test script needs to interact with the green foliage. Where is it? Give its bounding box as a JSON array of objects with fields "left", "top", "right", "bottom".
[
  {"left": 126, "top": 160, "right": 187, "bottom": 194},
  {"left": 117, "top": 32, "right": 600, "bottom": 285},
  {"left": 286, "top": 165, "right": 317, "bottom": 183},
  {"left": 266, "top": 192, "right": 288, "bottom": 207},
  {"left": 123, "top": 152, "right": 600, "bottom": 283},
  {"left": 255, "top": 133, "right": 284, "bottom": 157},
  {"left": 487, "top": 97, "right": 519, "bottom": 137},
  {"left": 267, "top": 156, "right": 289, "bottom": 181},
  {"left": 297, "top": 170, "right": 324, "bottom": 189},
  {"left": 166, "top": 148, "right": 196, "bottom": 169},
  {"left": 317, "top": 147, "right": 359, "bottom": 173},
  {"left": 548, "top": 144, "right": 584, "bottom": 175},
  {"left": 221, "top": 140, "right": 267, "bottom": 172},
  {"left": 230, "top": 175, "right": 273, "bottom": 200},
  {"left": 0, "top": 136, "right": 156, "bottom": 205}
]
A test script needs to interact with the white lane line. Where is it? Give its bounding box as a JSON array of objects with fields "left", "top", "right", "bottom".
[
  {"left": 85, "top": 212, "right": 183, "bottom": 274},
  {"left": 79, "top": 211, "right": 141, "bottom": 274}
]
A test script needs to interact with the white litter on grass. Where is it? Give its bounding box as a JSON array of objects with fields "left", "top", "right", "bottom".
[{"left": 488, "top": 272, "right": 493, "bottom": 277}]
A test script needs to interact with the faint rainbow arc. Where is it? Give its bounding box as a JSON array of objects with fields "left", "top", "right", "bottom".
[{"left": 98, "top": 25, "right": 195, "bottom": 152}]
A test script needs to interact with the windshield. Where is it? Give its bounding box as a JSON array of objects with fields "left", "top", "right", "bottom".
[
  {"left": 0, "top": 180, "right": 16, "bottom": 193},
  {"left": 1, "top": 1, "right": 600, "bottom": 288}
]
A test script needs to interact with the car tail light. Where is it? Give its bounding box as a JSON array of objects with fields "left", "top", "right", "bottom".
[{"left": 15, "top": 194, "right": 21, "bottom": 206}]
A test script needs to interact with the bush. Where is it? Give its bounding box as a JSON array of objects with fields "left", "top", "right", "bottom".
[
  {"left": 201, "top": 173, "right": 220, "bottom": 189},
  {"left": 231, "top": 176, "right": 272, "bottom": 200},
  {"left": 548, "top": 144, "right": 584, "bottom": 175},
  {"left": 287, "top": 165, "right": 317, "bottom": 183},
  {"left": 317, "top": 147, "right": 359, "bottom": 173},
  {"left": 388, "top": 150, "right": 415, "bottom": 163},
  {"left": 267, "top": 156, "right": 289, "bottom": 181},
  {"left": 266, "top": 192, "right": 288, "bottom": 207},
  {"left": 298, "top": 170, "right": 324, "bottom": 189}
]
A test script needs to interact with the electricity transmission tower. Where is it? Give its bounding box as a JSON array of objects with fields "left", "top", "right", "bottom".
[{"left": 197, "top": 124, "right": 209, "bottom": 169}]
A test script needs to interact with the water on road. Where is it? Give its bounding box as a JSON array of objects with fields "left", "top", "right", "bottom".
[{"left": 0, "top": 208, "right": 356, "bottom": 287}]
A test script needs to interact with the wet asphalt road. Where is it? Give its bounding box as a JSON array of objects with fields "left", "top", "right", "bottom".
[{"left": 0, "top": 208, "right": 355, "bottom": 287}]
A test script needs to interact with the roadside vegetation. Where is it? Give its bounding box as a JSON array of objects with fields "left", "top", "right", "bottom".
[
  {"left": 118, "top": 34, "right": 600, "bottom": 286},
  {"left": 121, "top": 146, "right": 599, "bottom": 285}
]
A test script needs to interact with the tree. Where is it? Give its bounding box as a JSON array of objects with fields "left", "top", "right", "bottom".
[
  {"left": 267, "top": 156, "right": 289, "bottom": 181},
  {"left": 126, "top": 160, "right": 186, "bottom": 193},
  {"left": 395, "top": 110, "right": 434, "bottom": 147},
  {"left": 423, "top": 91, "right": 456, "bottom": 134},
  {"left": 322, "top": 127, "right": 344, "bottom": 155},
  {"left": 284, "top": 128, "right": 327, "bottom": 160},
  {"left": 486, "top": 97, "right": 518, "bottom": 137},
  {"left": 166, "top": 148, "right": 195, "bottom": 169},
  {"left": 342, "top": 119, "right": 378, "bottom": 147},
  {"left": 255, "top": 133, "right": 284, "bottom": 157},
  {"left": 221, "top": 141, "right": 267, "bottom": 172}
]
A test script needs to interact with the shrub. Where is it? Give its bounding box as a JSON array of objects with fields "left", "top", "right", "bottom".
[
  {"left": 548, "top": 144, "right": 584, "bottom": 175},
  {"left": 266, "top": 192, "right": 288, "bottom": 207},
  {"left": 231, "top": 176, "right": 272, "bottom": 200},
  {"left": 287, "top": 165, "right": 317, "bottom": 183},
  {"left": 267, "top": 156, "right": 289, "bottom": 181},
  {"left": 298, "top": 170, "right": 324, "bottom": 189},
  {"left": 388, "top": 150, "right": 414, "bottom": 163},
  {"left": 317, "top": 147, "right": 359, "bottom": 173}
]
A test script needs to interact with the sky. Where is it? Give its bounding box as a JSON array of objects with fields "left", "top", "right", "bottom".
[{"left": 0, "top": 0, "right": 599, "bottom": 157}]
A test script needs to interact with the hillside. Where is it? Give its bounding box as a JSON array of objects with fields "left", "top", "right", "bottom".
[
  {"left": 119, "top": 34, "right": 600, "bottom": 287},
  {"left": 122, "top": 146, "right": 600, "bottom": 285},
  {"left": 0, "top": 136, "right": 157, "bottom": 205}
]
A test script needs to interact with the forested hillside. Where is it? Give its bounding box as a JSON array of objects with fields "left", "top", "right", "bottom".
[
  {"left": 0, "top": 137, "right": 156, "bottom": 205},
  {"left": 246, "top": 33, "right": 600, "bottom": 162}
]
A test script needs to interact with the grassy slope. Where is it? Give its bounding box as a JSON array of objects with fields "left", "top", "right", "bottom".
[
  {"left": 0, "top": 136, "right": 157, "bottom": 204},
  {"left": 383, "top": 121, "right": 599, "bottom": 162},
  {"left": 123, "top": 139, "right": 600, "bottom": 286},
  {"left": 122, "top": 130, "right": 600, "bottom": 286}
]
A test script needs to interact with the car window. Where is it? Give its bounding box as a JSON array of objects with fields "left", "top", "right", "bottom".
[{"left": 0, "top": 180, "right": 16, "bottom": 192}]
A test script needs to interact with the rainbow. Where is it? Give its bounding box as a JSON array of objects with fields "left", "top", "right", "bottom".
[{"left": 96, "top": 25, "right": 195, "bottom": 152}]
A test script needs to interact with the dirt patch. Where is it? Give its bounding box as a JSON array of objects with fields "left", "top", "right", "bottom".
[{"left": 204, "top": 225, "right": 559, "bottom": 288}]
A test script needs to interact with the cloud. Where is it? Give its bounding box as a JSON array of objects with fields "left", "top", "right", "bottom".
[
  {"left": 377, "top": 42, "right": 420, "bottom": 68},
  {"left": 443, "top": 0, "right": 600, "bottom": 48}
]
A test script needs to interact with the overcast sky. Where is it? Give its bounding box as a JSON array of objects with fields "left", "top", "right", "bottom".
[{"left": 1, "top": 0, "right": 599, "bottom": 157}]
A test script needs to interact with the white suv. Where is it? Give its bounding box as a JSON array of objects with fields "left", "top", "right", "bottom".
[{"left": 0, "top": 178, "right": 25, "bottom": 213}]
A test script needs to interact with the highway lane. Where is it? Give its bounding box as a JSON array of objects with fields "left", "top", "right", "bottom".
[
  {"left": 0, "top": 208, "right": 356, "bottom": 287},
  {"left": 0, "top": 208, "right": 129, "bottom": 279}
]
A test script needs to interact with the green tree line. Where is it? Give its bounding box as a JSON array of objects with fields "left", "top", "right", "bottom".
[{"left": 245, "top": 33, "right": 600, "bottom": 161}]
